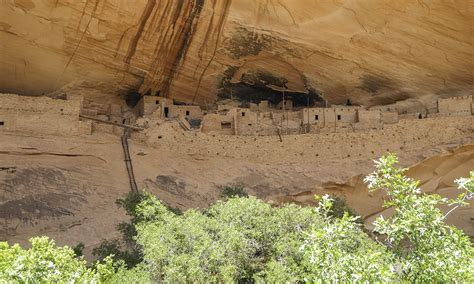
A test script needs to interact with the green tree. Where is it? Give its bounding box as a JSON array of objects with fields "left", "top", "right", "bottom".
[
  {"left": 72, "top": 242, "right": 85, "bottom": 257},
  {"left": 324, "top": 194, "right": 360, "bottom": 221},
  {"left": 132, "top": 195, "right": 324, "bottom": 282},
  {"left": 1, "top": 156, "right": 472, "bottom": 283},
  {"left": 94, "top": 191, "right": 180, "bottom": 268},
  {"left": 218, "top": 183, "right": 249, "bottom": 199},
  {"left": 364, "top": 154, "right": 474, "bottom": 281},
  {"left": 300, "top": 195, "right": 396, "bottom": 282},
  {"left": 0, "top": 237, "right": 115, "bottom": 282}
]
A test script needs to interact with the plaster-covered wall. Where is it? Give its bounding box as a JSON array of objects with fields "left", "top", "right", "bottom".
[
  {"left": 437, "top": 96, "right": 472, "bottom": 116},
  {"left": 0, "top": 93, "right": 91, "bottom": 135}
]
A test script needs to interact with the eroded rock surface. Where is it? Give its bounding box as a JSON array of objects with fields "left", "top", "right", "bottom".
[
  {"left": 1, "top": 116, "right": 472, "bottom": 256},
  {"left": 1, "top": 0, "right": 472, "bottom": 106}
]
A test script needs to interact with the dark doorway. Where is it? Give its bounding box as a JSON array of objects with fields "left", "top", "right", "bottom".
[
  {"left": 221, "top": 122, "right": 231, "bottom": 129},
  {"left": 164, "top": 107, "right": 169, "bottom": 118}
]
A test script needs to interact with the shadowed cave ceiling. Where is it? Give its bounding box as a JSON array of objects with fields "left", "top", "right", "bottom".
[{"left": 0, "top": 0, "right": 473, "bottom": 106}]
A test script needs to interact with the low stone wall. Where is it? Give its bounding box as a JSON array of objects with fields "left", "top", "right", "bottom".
[
  {"left": 0, "top": 93, "right": 91, "bottom": 136},
  {"left": 438, "top": 95, "right": 472, "bottom": 115},
  {"left": 142, "top": 116, "right": 474, "bottom": 164}
]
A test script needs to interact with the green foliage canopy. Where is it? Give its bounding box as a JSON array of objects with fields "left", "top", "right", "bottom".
[
  {"left": 364, "top": 154, "right": 474, "bottom": 281},
  {"left": 1, "top": 154, "right": 472, "bottom": 282},
  {"left": 133, "top": 195, "right": 323, "bottom": 282},
  {"left": 0, "top": 237, "right": 115, "bottom": 283}
]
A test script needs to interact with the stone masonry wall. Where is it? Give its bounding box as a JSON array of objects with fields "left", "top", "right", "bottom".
[
  {"left": 437, "top": 95, "right": 472, "bottom": 116},
  {"left": 0, "top": 93, "right": 91, "bottom": 136},
  {"left": 139, "top": 116, "right": 474, "bottom": 164}
]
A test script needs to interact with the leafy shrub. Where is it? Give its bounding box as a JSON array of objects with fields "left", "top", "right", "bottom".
[
  {"left": 133, "top": 196, "right": 323, "bottom": 282},
  {"left": 1, "top": 155, "right": 472, "bottom": 282},
  {"left": 319, "top": 194, "right": 360, "bottom": 221},
  {"left": 364, "top": 154, "right": 474, "bottom": 282},
  {"left": 125, "top": 155, "right": 472, "bottom": 282},
  {"left": 302, "top": 195, "right": 396, "bottom": 282},
  {"left": 0, "top": 237, "right": 115, "bottom": 282},
  {"left": 106, "top": 263, "right": 152, "bottom": 283},
  {"left": 93, "top": 191, "right": 180, "bottom": 268},
  {"left": 72, "top": 242, "right": 85, "bottom": 257},
  {"left": 129, "top": 193, "right": 393, "bottom": 282},
  {"left": 218, "top": 183, "right": 249, "bottom": 199},
  {"left": 92, "top": 239, "right": 141, "bottom": 269},
  {"left": 91, "top": 191, "right": 150, "bottom": 268}
]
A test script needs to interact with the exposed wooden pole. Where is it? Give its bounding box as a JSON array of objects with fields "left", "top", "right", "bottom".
[{"left": 79, "top": 115, "right": 144, "bottom": 131}]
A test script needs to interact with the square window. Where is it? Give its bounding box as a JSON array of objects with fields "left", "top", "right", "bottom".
[{"left": 0, "top": 121, "right": 4, "bottom": 126}]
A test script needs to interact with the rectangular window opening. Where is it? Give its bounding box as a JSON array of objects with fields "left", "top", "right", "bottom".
[
  {"left": 221, "top": 122, "right": 231, "bottom": 129},
  {"left": 185, "top": 110, "right": 190, "bottom": 116},
  {"left": 155, "top": 100, "right": 159, "bottom": 105},
  {"left": 241, "top": 112, "right": 245, "bottom": 117},
  {"left": 337, "top": 115, "right": 341, "bottom": 120},
  {"left": 0, "top": 121, "right": 4, "bottom": 126},
  {"left": 315, "top": 115, "right": 319, "bottom": 120}
]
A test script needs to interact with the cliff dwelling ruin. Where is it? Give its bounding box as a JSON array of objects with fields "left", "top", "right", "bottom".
[{"left": 2, "top": 92, "right": 472, "bottom": 138}]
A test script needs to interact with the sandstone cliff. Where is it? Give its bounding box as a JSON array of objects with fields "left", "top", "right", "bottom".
[{"left": 1, "top": 0, "right": 472, "bottom": 106}]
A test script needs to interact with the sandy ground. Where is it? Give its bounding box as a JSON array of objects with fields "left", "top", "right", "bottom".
[{"left": 0, "top": 115, "right": 473, "bottom": 259}]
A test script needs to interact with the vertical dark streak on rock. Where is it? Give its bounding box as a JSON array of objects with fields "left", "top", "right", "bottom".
[
  {"left": 171, "top": 1, "right": 185, "bottom": 26},
  {"left": 160, "top": 0, "right": 203, "bottom": 96},
  {"left": 151, "top": 0, "right": 171, "bottom": 58},
  {"left": 192, "top": 0, "right": 217, "bottom": 78},
  {"left": 158, "top": 2, "right": 188, "bottom": 61},
  {"left": 143, "top": 5, "right": 160, "bottom": 41},
  {"left": 62, "top": 0, "right": 100, "bottom": 74},
  {"left": 76, "top": 0, "right": 91, "bottom": 31},
  {"left": 192, "top": 0, "right": 232, "bottom": 103},
  {"left": 124, "top": 0, "right": 157, "bottom": 64},
  {"left": 159, "top": 1, "right": 189, "bottom": 65},
  {"left": 141, "top": 0, "right": 205, "bottom": 97},
  {"left": 115, "top": 31, "right": 127, "bottom": 58},
  {"left": 139, "top": 0, "right": 181, "bottom": 93},
  {"left": 148, "top": 1, "right": 188, "bottom": 80},
  {"left": 155, "top": 0, "right": 171, "bottom": 36},
  {"left": 114, "top": 26, "right": 136, "bottom": 58}
]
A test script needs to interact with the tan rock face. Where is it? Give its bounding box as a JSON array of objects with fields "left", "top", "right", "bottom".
[{"left": 1, "top": 0, "right": 472, "bottom": 106}]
